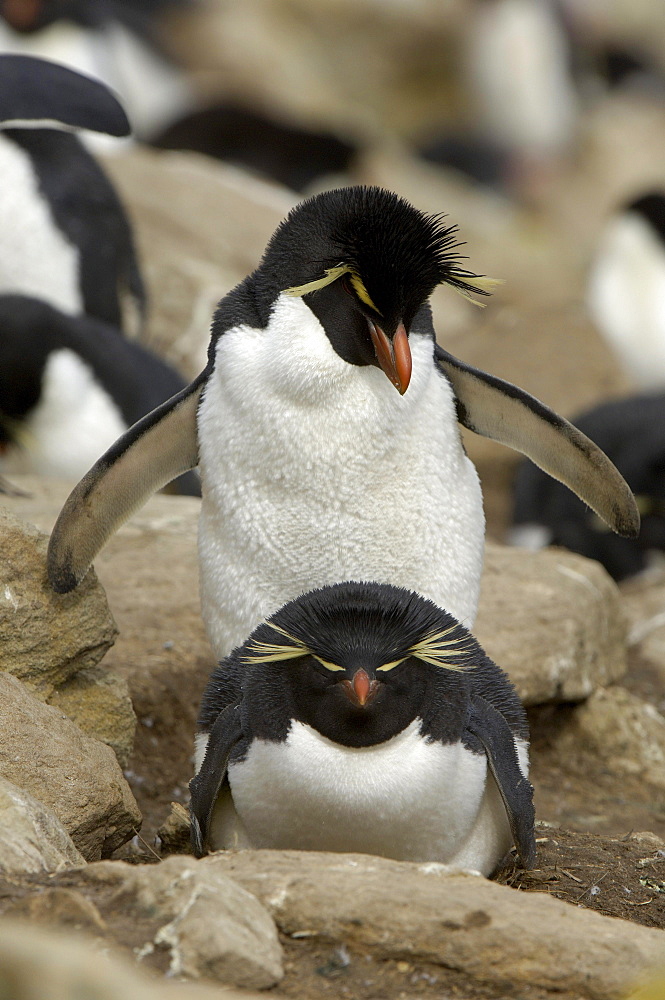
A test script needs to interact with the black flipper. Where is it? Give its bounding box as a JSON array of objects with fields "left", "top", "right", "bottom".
[
  {"left": 47, "top": 374, "right": 205, "bottom": 593},
  {"left": 435, "top": 344, "right": 640, "bottom": 539},
  {"left": 0, "top": 55, "right": 130, "bottom": 136},
  {"left": 467, "top": 695, "right": 536, "bottom": 869},
  {"left": 189, "top": 703, "right": 244, "bottom": 857}
]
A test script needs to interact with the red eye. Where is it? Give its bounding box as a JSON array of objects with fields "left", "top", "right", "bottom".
[{"left": 341, "top": 275, "right": 354, "bottom": 296}]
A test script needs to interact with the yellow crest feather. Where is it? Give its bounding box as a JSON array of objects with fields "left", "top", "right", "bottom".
[{"left": 284, "top": 265, "right": 351, "bottom": 298}]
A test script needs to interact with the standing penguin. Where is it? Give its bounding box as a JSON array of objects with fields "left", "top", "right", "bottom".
[
  {"left": 190, "top": 581, "right": 535, "bottom": 876},
  {"left": 48, "top": 187, "right": 638, "bottom": 657},
  {"left": 588, "top": 192, "right": 665, "bottom": 391},
  {"left": 0, "top": 294, "right": 199, "bottom": 494},
  {"left": 0, "top": 54, "right": 145, "bottom": 333}
]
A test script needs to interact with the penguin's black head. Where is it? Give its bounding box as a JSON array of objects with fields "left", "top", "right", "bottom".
[
  {"left": 626, "top": 191, "right": 665, "bottom": 244},
  {"left": 255, "top": 186, "right": 496, "bottom": 394},
  {"left": 237, "top": 581, "right": 481, "bottom": 748}
]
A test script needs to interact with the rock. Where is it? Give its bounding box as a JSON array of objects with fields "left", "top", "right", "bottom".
[
  {"left": 0, "top": 920, "right": 266, "bottom": 1000},
  {"left": 157, "top": 802, "right": 192, "bottom": 855},
  {"left": 551, "top": 687, "right": 665, "bottom": 790},
  {"left": 166, "top": 0, "right": 468, "bottom": 140},
  {"left": 0, "top": 508, "right": 117, "bottom": 698},
  {"left": 2, "top": 478, "right": 212, "bottom": 845},
  {"left": 80, "top": 855, "right": 283, "bottom": 988},
  {"left": 0, "top": 776, "right": 85, "bottom": 875},
  {"left": 4, "top": 889, "right": 106, "bottom": 934},
  {"left": 0, "top": 673, "right": 141, "bottom": 860},
  {"left": 475, "top": 544, "right": 627, "bottom": 704},
  {"left": 103, "top": 148, "right": 295, "bottom": 379},
  {"left": 47, "top": 664, "right": 136, "bottom": 769},
  {"left": 204, "top": 849, "right": 665, "bottom": 1000}
]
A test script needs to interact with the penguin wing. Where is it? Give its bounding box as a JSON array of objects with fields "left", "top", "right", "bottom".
[
  {"left": 466, "top": 695, "right": 536, "bottom": 869},
  {"left": 435, "top": 344, "right": 639, "bottom": 538},
  {"left": 47, "top": 375, "right": 204, "bottom": 593},
  {"left": 189, "top": 703, "right": 244, "bottom": 857},
  {"left": 0, "top": 55, "right": 130, "bottom": 136}
]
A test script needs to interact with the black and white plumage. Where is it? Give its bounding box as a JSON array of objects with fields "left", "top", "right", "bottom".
[
  {"left": 47, "top": 187, "right": 638, "bottom": 659},
  {"left": 0, "top": 55, "right": 145, "bottom": 332},
  {"left": 588, "top": 192, "right": 665, "bottom": 391},
  {"left": 0, "top": 294, "right": 198, "bottom": 493},
  {"left": 190, "top": 581, "right": 535, "bottom": 876},
  {"left": 512, "top": 391, "right": 665, "bottom": 581}
]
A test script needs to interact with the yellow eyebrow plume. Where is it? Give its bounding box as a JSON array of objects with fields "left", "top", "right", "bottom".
[{"left": 284, "top": 265, "right": 351, "bottom": 298}]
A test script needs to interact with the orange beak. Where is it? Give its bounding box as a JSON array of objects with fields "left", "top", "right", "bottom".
[
  {"left": 341, "top": 668, "right": 380, "bottom": 707},
  {"left": 368, "top": 320, "right": 412, "bottom": 395}
]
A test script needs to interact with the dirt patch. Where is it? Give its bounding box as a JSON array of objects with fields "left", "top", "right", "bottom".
[{"left": 496, "top": 825, "right": 665, "bottom": 929}]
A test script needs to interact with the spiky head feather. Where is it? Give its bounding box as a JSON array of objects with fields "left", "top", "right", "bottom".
[{"left": 258, "top": 186, "right": 499, "bottom": 324}]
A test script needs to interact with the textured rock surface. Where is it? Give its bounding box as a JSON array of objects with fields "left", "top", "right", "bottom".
[
  {"left": 47, "top": 664, "right": 136, "bottom": 769},
  {"left": 79, "top": 856, "right": 283, "bottom": 988},
  {"left": 551, "top": 686, "right": 665, "bottom": 790},
  {"left": 0, "top": 777, "right": 85, "bottom": 875},
  {"left": 0, "top": 508, "right": 117, "bottom": 697},
  {"left": 103, "top": 148, "right": 295, "bottom": 380},
  {"left": 0, "top": 920, "right": 266, "bottom": 1000},
  {"left": 0, "top": 673, "right": 141, "bottom": 860},
  {"left": 205, "top": 850, "right": 665, "bottom": 1000},
  {"left": 476, "top": 544, "right": 627, "bottom": 704}
]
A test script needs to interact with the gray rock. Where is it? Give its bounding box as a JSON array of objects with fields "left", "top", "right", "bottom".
[
  {"left": 0, "top": 776, "right": 85, "bottom": 874},
  {"left": 204, "top": 849, "right": 665, "bottom": 1000},
  {"left": 47, "top": 664, "right": 136, "bottom": 770},
  {"left": 4, "top": 888, "right": 106, "bottom": 934},
  {"left": 0, "top": 508, "right": 117, "bottom": 697},
  {"left": 476, "top": 544, "right": 627, "bottom": 704},
  {"left": 0, "top": 919, "right": 267, "bottom": 1000},
  {"left": 80, "top": 855, "right": 283, "bottom": 989},
  {"left": 0, "top": 673, "right": 141, "bottom": 860},
  {"left": 551, "top": 686, "right": 665, "bottom": 790}
]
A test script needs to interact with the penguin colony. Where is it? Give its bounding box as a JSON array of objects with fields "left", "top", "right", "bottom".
[
  {"left": 48, "top": 185, "right": 640, "bottom": 874},
  {"left": 0, "top": 55, "right": 198, "bottom": 493}
]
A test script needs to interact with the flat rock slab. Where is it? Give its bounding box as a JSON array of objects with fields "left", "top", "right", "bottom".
[
  {"left": 77, "top": 855, "right": 283, "bottom": 988},
  {"left": 0, "top": 674, "right": 141, "bottom": 861},
  {"left": 0, "top": 777, "right": 85, "bottom": 875},
  {"left": 0, "top": 508, "right": 117, "bottom": 697},
  {"left": 477, "top": 544, "right": 626, "bottom": 704},
  {"left": 204, "top": 849, "right": 665, "bottom": 1000},
  {"left": 0, "top": 920, "right": 267, "bottom": 1000}
]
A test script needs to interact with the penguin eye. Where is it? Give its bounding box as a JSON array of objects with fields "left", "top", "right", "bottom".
[
  {"left": 376, "top": 658, "right": 407, "bottom": 673},
  {"left": 312, "top": 656, "right": 346, "bottom": 673}
]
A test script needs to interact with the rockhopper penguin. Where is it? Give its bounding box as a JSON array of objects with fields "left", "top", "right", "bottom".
[
  {"left": 588, "top": 191, "right": 665, "bottom": 392},
  {"left": 0, "top": 54, "right": 145, "bottom": 332},
  {"left": 190, "top": 581, "right": 535, "bottom": 877},
  {"left": 48, "top": 187, "right": 639, "bottom": 658},
  {"left": 0, "top": 294, "right": 199, "bottom": 493}
]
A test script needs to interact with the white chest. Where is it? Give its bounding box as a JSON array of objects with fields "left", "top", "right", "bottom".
[
  {"left": 210, "top": 719, "right": 513, "bottom": 875},
  {"left": 197, "top": 296, "right": 485, "bottom": 657},
  {"left": 588, "top": 213, "right": 665, "bottom": 391},
  {"left": 0, "top": 348, "right": 127, "bottom": 478},
  {"left": 0, "top": 135, "right": 82, "bottom": 314}
]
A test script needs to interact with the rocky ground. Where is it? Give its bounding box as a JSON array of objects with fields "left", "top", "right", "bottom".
[{"left": 4, "top": 74, "right": 665, "bottom": 997}]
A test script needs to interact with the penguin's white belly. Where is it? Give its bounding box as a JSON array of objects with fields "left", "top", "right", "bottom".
[
  {"left": 0, "top": 136, "right": 82, "bottom": 314},
  {"left": 197, "top": 296, "right": 485, "bottom": 658},
  {"left": 210, "top": 719, "right": 512, "bottom": 876},
  {"left": 588, "top": 213, "right": 665, "bottom": 391},
  {"left": 0, "top": 348, "right": 127, "bottom": 478}
]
